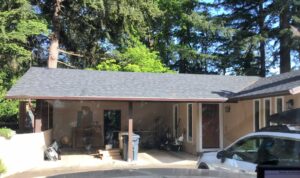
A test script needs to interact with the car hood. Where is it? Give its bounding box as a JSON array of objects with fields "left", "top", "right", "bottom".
[{"left": 48, "top": 168, "right": 255, "bottom": 178}]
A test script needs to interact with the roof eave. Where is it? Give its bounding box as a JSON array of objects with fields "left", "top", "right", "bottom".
[
  {"left": 228, "top": 90, "right": 291, "bottom": 102},
  {"left": 289, "top": 86, "right": 300, "bottom": 95},
  {"left": 5, "top": 95, "right": 228, "bottom": 102}
]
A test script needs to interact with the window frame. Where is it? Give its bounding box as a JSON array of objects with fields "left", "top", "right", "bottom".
[
  {"left": 187, "top": 103, "right": 193, "bottom": 142},
  {"left": 275, "top": 96, "right": 285, "bottom": 113},
  {"left": 173, "top": 104, "right": 179, "bottom": 138},
  {"left": 253, "top": 99, "right": 261, "bottom": 131},
  {"left": 263, "top": 98, "right": 272, "bottom": 127}
]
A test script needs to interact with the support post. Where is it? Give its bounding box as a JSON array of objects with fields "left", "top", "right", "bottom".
[
  {"left": 128, "top": 102, "right": 133, "bottom": 162},
  {"left": 18, "top": 101, "right": 27, "bottom": 132}
]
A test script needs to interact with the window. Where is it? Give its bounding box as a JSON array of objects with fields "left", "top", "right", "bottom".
[
  {"left": 254, "top": 100, "right": 260, "bottom": 131},
  {"left": 227, "top": 136, "right": 300, "bottom": 165},
  {"left": 187, "top": 103, "right": 193, "bottom": 142},
  {"left": 264, "top": 98, "right": 271, "bottom": 127},
  {"left": 227, "top": 136, "right": 262, "bottom": 163},
  {"left": 173, "top": 104, "right": 179, "bottom": 137},
  {"left": 275, "top": 97, "right": 284, "bottom": 113}
]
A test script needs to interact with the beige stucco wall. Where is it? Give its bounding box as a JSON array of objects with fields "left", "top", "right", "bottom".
[
  {"left": 223, "top": 100, "right": 253, "bottom": 147},
  {"left": 52, "top": 100, "right": 172, "bottom": 147},
  {"left": 285, "top": 93, "right": 300, "bottom": 108},
  {"left": 0, "top": 129, "right": 52, "bottom": 177},
  {"left": 51, "top": 94, "right": 300, "bottom": 154},
  {"left": 223, "top": 93, "right": 300, "bottom": 147}
]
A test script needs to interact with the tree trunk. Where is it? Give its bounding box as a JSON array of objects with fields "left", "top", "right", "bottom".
[
  {"left": 259, "top": 1, "right": 266, "bottom": 77},
  {"left": 279, "top": 5, "right": 291, "bottom": 73},
  {"left": 48, "top": 0, "right": 62, "bottom": 69}
]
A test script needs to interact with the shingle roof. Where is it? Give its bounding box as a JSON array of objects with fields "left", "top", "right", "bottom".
[
  {"left": 231, "top": 70, "right": 300, "bottom": 100},
  {"left": 6, "top": 67, "right": 260, "bottom": 102}
]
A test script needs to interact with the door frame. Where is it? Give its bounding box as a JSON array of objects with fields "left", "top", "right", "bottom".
[
  {"left": 198, "top": 103, "right": 223, "bottom": 152},
  {"left": 103, "top": 109, "right": 122, "bottom": 146}
]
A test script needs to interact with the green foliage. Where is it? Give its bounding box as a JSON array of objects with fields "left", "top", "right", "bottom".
[
  {"left": 0, "top": 72, "right": 18, "bottom": 122},
  {"left": 0, "top": 127, "right": 14, "bottom": 139},
  {"left": 33, "top": 0, "right": 162, "bottom": 68},
  {"left": 0, "top": 159, "right": 6, "bottom": 174},
  {"left": 0, "top": 0, "right": 47, "bottom": 122},
  {"left": 96, "top": 59, "right": 122, "bottom": 72},
  {"left": 152, "top": 0, "right": 227, "bottom": 74},
  {"left": 0, "top": 0, "right": 47, "bottom": 69},
  {"left": 96, "top": 41, "right": 172, "bottom": 73}
]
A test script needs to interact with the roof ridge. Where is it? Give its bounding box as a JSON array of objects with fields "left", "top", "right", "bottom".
[{"left": 29, "top": 66, "right": 261, "bottom": 78}]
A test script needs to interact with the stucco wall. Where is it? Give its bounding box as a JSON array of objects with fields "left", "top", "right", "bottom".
[
  {"left": 0, "top": 129, "right": 52, "bottom": 177},
  {"left": 52, "top": 101, "right": 172, "bottom": 148},
  {"left": 223, "top": 100, "right": 253, "bottom": 147},
  {"left": 176, "top": 103, "right": 199, "bottom": 155},
  {"left": 286, "top": 93, "right": 300, "bottom": 108},
  {"left": 223, "top": 93, "right": 300, "bottom": 147}
]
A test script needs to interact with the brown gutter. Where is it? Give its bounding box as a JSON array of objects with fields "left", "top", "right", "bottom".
[
  {"left": 228, "top": 90, "right": 290, "bottom": 102},
  {"left": 5, "top": 95, "right": 227, "bottom": 102}
]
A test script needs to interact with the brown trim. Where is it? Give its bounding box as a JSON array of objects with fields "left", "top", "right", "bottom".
[
  {"left": 228, "top": 90, "right": 290, "bottom": 102},
  {"left": 6, "top": 95, "right": 227, "bottom": 102}
]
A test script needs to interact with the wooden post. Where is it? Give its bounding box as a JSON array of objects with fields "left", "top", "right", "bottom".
[
  {"left": 18, "top": 101, "right": 27, "bottom": 132},
  {"left": 128, "top": 102, "right": 133, "bottom": 162}
]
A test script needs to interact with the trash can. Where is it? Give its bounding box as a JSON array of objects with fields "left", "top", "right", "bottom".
[{"left": 122, "top": 133, "right": 140, "bottom": 161}]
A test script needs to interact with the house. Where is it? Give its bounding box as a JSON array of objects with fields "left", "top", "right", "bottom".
[{"left": 6, "top": 67, "right": 300, "bottom": 156}]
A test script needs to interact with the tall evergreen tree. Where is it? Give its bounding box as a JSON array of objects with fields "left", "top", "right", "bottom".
[
  {"left": 0, "top": 0, "right": 47, "bottom": 121},
  {"left": 215, "top": 0, "right": 300, "bottom": 75},
  {"left": 153, "top": 0, "right": 227, "bottom": 74},
  {"left": 32, "top": 0, "right": 162, "bottom": 68},
  {"left": 214, "top": 0, "right": 274, "bottom": 76}
]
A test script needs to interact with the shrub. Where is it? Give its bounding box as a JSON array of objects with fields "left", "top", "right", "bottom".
[
  {"left": 0, "top": 127, "right": 14, "bottom": 139},
  {"left": 0, "top": 159, "right": 6, "bottom": 174}
]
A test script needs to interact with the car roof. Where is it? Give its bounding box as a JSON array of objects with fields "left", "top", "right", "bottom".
[
  {"left": 242, "top": 131, "right": 300, "bottom": 140},
  {"left": 225, "top": 131, "right": 300, "bottom": 150}
]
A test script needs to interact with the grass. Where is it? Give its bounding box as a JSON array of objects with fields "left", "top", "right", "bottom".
[
  {"left": 0, "top": 159, "right": 6, "bottom": 174},
  {"left": 0, "top": 127, "right": 14, "bottom": 139}
]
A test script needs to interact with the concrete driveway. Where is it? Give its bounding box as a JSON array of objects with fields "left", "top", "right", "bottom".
[{"left": 6, "top": 150, "right": 198, "bottom": 178}]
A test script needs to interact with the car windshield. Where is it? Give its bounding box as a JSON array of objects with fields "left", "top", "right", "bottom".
[{"left": 227, "top": 136, "right": 300, "bottom": 166}]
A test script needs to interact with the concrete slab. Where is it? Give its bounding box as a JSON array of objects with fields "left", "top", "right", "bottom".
[{"left": 6, "top": 150, "right": 198, "bottom": 178}]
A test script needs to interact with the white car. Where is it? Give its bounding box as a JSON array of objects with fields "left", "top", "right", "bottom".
[{"left": 197, "top": 131, "right": 300, "bottom": 174}]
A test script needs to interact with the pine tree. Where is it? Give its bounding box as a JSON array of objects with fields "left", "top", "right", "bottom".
[{"left": 0, "top": 0, "right": 47, "bottom": 121}]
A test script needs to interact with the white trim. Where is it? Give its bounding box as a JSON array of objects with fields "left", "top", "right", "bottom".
[
  {"left": 253, "top": 99, "right": 261, "bottom": 132},
  {"left": 172, "top": 104, "right": 179, "bottom": 137},
  {"left": 187, "top": 103, "right": 193, "bottom": 142},
  {"left": 275, "top": 96, "right": 285, "bottom": 113},
  {"left": 289, "top": 86, "right": 300, "bottom": 95},
  {"left": 200, "top": 103, "right": 222, "bottom": 152},
  {"left": 198, "top": 103, "right": 202, "bottom": 152},
  {"left": 263, "top": 98, "right": 272, "bottom": 127},
  {"left": 219, "top": 103, "right": 224, "bottom": 150}
]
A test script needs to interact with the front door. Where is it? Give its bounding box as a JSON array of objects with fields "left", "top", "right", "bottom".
[
  {"left": 104, "top": 110, "right": 121, "bottom": 148},
  {"left": 202, "top": 104, "right": 220, "bottom": 149}
]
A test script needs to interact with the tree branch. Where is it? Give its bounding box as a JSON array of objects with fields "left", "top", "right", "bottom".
[
  {"left": 58, "top": 49, "right": 84, "bottom": 57},
  {"left": 57, "top": 60, "right": 76, "bottom": 68},
  {"left": 291, "top": 25, "right": 300, "bottom": 37}
]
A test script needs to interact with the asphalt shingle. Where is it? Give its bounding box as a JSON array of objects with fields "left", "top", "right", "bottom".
[
  {"left": 231, "top": 70, "right": 300, "bottom": 100},
  {"left": 6, "top": 67, "right": 260, "bottom": 101}
]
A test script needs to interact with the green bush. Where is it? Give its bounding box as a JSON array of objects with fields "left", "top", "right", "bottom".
[
  {"left": 0, "top": 159, "right": 6, "bottom": 174},
  {"left": 0, "top": 128, "right": 14, "bottom": 139}
]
